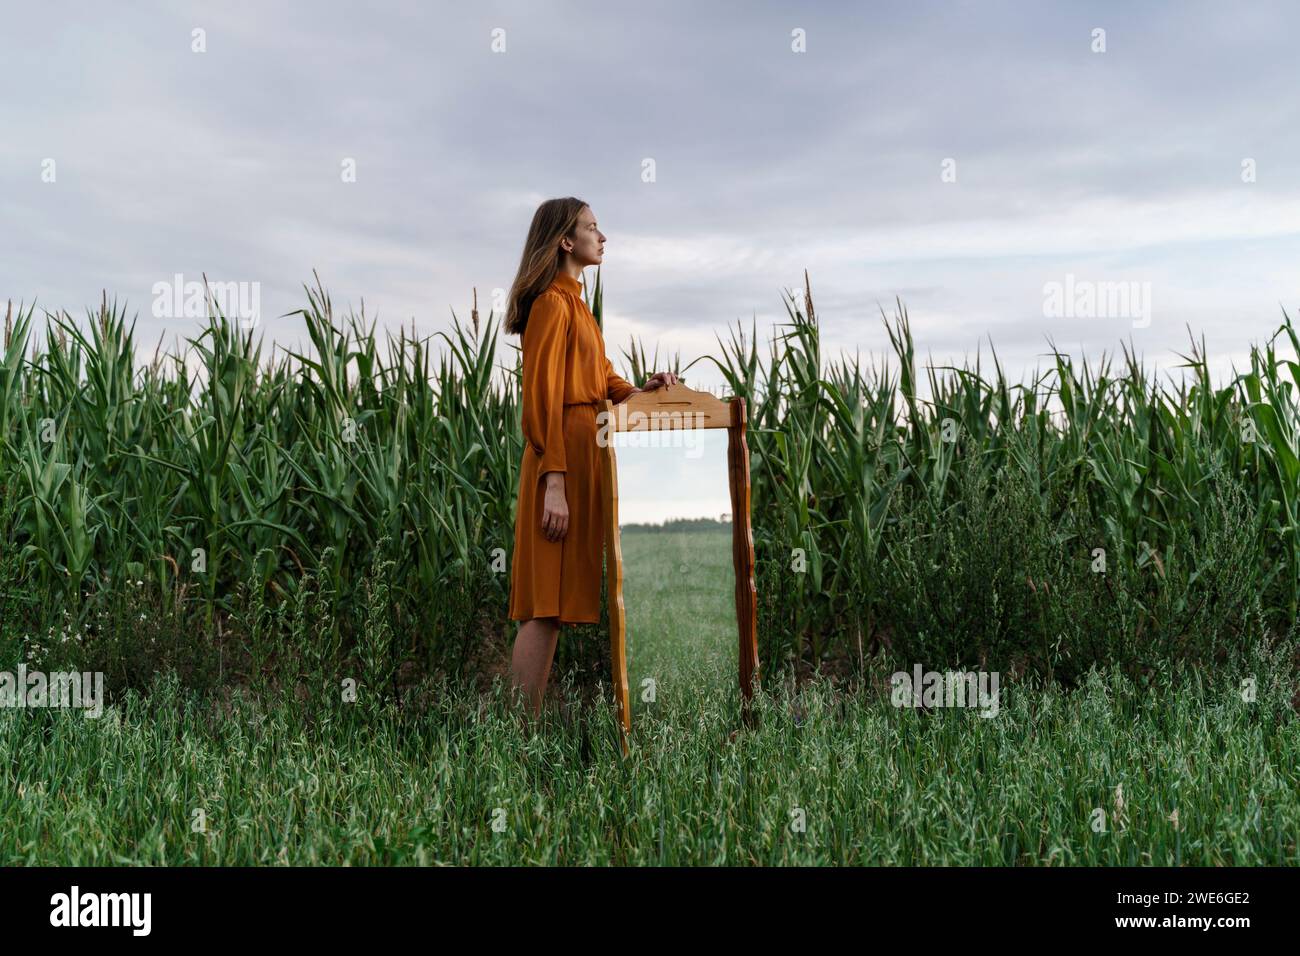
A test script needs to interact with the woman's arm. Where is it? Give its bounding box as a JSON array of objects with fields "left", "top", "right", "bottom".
[
  {"left": 604, "top": 356, "right": 639, "bottom": 405},
  {"left": 522, "top": 294, "right": 571, "bottom": 477}
]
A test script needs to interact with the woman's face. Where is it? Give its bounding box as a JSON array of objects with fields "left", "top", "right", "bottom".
[{"left": 563, "top": 207, "right": 606, "bottom": 267}]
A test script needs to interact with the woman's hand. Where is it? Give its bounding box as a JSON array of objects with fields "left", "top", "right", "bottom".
[
  {"left": 640, "top": 371, "right": 681, "bottom": 392},
  {"left": 541, "top": 473, "right": 569, "bottom": 542}
]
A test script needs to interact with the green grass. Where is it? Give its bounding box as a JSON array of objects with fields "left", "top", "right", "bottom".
[
  {"left": 620, "top": 527, "right": 738, "bottom": 719},
  {"left": 3, "top": 530, "right": 1296, "bottom": 866}
]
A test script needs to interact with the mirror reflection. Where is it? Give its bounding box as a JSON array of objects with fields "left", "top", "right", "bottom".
[{"left": 611, "top": 426, "right": 739, "bottom": 724}]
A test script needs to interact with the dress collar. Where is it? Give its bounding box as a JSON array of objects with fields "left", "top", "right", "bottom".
[{"left": 548, "top": 272, "right": 583, "bottom": 296}]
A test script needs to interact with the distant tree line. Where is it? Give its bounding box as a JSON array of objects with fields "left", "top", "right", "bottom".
[{"left": 619, "top": 515, "right": 732, "bottom": 534}]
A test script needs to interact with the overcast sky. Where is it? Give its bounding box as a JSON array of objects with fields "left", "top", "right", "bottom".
[{"left": 4, "top": 1, "right": 1300, "bottom": 525}]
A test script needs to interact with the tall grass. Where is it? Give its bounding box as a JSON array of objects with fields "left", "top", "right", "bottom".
[
  {"left": 0, "top": 280, "right": 526, "bottom": 693},
  {"left": 709, "top": 278, "right": 1300, "bottom": 687},
  {"left": 1, "top": 274, "right": 1297, "bottom": 696}
]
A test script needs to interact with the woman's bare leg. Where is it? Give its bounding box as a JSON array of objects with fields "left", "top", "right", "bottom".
[{"left": 510, "top": 617, "right": 561, "bottom": 717}]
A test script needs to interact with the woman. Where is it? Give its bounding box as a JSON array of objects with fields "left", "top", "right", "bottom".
[{"left": 504, "top": 197, "right": 678, "bottom": 716}]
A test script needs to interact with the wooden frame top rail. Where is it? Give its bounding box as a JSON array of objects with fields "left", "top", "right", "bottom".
[{"left": 609, "top": 383, "right": 734, "bottom": 432}]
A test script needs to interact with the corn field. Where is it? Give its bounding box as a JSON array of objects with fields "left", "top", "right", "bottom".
[{"left": 1, "top": 274, "right": 1297, "bottom": 697}]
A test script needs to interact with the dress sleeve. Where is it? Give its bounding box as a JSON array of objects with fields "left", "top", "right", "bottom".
[
  {"left": 522, "top": 293, "right": 570, "bottom": 476},
  {"left": 604, "top": 355, "right": 638, "bottom": 404}
]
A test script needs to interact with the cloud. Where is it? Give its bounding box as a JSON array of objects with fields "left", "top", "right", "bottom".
[{"left": 3, "top": 1, "right": 1300, "bottom": 521}]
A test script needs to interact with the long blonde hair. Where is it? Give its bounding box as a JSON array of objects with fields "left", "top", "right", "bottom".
[{"left": 504, "top": 196, "right": 588, "bottom": 336}]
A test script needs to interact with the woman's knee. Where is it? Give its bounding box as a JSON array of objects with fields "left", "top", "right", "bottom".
[{"left": 521, "top": 615, "right": 560, "bottom": 634}]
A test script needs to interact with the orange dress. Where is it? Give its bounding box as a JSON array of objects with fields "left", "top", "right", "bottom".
[{"left": 508, "top": 272, "right": 638, "bottom": 624}]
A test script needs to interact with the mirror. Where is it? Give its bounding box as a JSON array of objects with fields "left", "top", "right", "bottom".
[{"left": 598, "top": 385, "right": 759, "bottom": 753}]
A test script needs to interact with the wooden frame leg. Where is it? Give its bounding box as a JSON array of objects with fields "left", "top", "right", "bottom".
[
  {"left": 600, "top": 399, "right": 632, "bottom": 756},
  {"left": 728, "top": 398, "right": 760, "bottom": 712}
]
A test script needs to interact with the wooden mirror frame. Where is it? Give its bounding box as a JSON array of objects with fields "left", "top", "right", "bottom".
[{"left": 598, "top": 383, "right": 760, "bottom": 755}]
